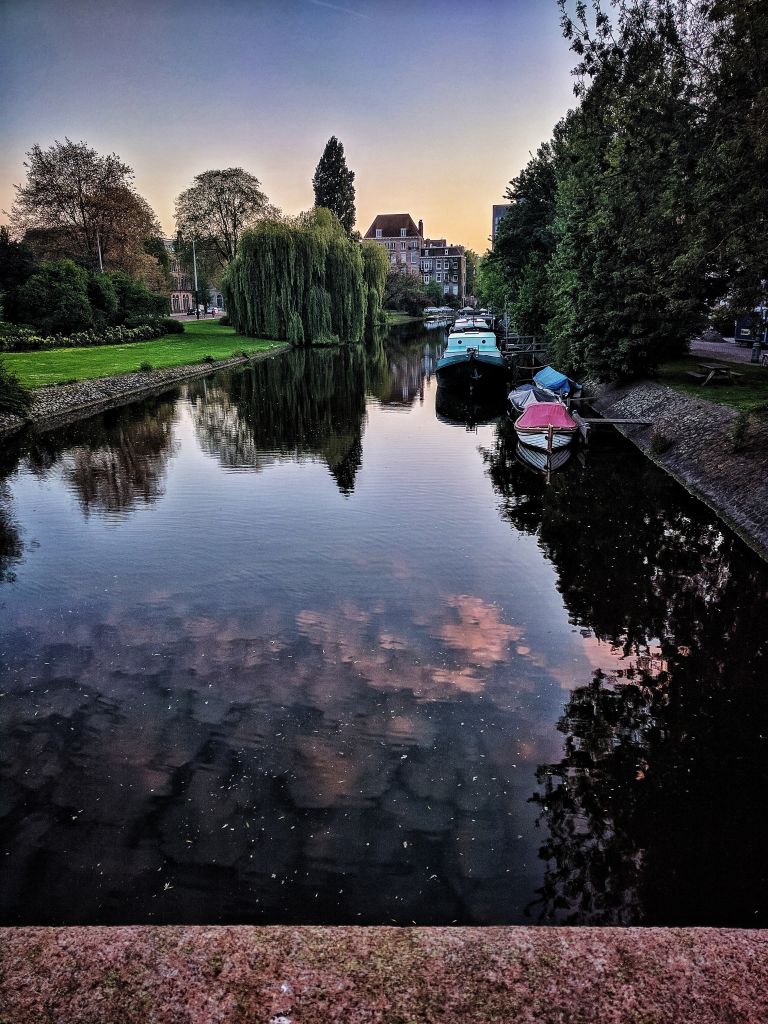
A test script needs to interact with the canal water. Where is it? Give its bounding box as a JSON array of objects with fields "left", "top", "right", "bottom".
[{"left": 1, "top": 324, "right": 767, "bottom": 927}]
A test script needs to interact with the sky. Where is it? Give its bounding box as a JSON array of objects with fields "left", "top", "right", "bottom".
[{"left": 0, "top": 0, "right": 577, "bottom": 254}]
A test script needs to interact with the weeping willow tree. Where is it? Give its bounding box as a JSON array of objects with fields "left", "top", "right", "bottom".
[
  {"left": 223, "top": 208, "right": 385, "bottom": 345},
  {"left": 361, "top": 241, "right": 389, "bottom": 337}
]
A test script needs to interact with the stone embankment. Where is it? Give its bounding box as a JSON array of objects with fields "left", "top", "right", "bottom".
[
  {"left": 0, "top": 346, "right": 289, "bottom": 440},
  {"left": 592, "top": 380, "right": 768, "bottom": 560},
  {"left": 1, "top": 925, "right": 766, "bottom": 1023}
]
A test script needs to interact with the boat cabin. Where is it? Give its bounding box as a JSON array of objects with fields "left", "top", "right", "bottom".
[{"left": 444, "top": 329, "right": 498, "bottom": 356}]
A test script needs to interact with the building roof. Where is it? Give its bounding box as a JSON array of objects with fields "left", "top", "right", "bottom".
[{"left": 364, "top": 213, "right": 421, "bottom": 238}]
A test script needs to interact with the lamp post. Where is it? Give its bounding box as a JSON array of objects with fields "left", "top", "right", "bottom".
[{"left": 192, "top": 237, "right": 200, "bottom": 320}]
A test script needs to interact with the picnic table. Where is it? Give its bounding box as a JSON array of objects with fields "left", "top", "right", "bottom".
[{"left": 686, "top": 362, "right": 745, "bottom": 386}]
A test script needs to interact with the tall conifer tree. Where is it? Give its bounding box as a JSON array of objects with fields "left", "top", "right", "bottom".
[{"left": 312, "top": 137, "right": 356, "bottom": 234}]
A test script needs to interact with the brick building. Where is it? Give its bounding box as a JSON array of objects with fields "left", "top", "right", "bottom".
[{"left": 363, "top": 214, "right": 466, "bottom": 300}]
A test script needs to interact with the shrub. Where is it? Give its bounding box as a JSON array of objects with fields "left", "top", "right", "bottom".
[
  {"left": 218, "top": 315, "right": 230, "bottom": 326},
  {"left": 0, "top": 319, "right": 165, "bottom": 353},
  {"left": 110, "top": 271, "right": 168, "bottom": 324},
  {"left": 14, "top": 259, "right": 93, "bottom": 334},
  {"left": 138, "top": 360, "right": 153, "bottom": 372},
  {"left": 88, "top": 273, "right": 119, "bottom": 325},
  {"left": 201, "top": 354, "right": 216, "bottom": 364},
  {"left": 0, "top": 358, "right": 31, "bottom": 416},
  {"left": 649, "top": 431, "right": 673, "bottom": 456},
  {"left": 731, "top": 410, "right": 750, "bottom": 451},
  {"left": 161, "top": 317, "right": 184, "bottom": 334}
]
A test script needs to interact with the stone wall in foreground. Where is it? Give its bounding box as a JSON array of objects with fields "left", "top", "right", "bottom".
[
  {"left": 592, "top": 380, "right": 768, "bottom": 560},
  {"left": 1, "top": 925, "right": 767, "bottom": 1024}
]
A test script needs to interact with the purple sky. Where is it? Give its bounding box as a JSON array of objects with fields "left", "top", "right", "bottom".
[{"left": 0, "top": 0, "right": 577, "bottom": 253}]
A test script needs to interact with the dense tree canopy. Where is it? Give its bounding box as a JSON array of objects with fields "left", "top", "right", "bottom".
[
  {"left": 10, "top": 140, "right": 163, "bottom": 282},
  {"left": 312, "top": 137, "right": 356, "bottom": 234},
  {"left": 486, "top": 0, "right": 768, "bottom": 380},
  {"left": 175, "top": 168, "right": 275, "bottom": 268},
  {"left": 223, "top": 209, "right": 384, "bottom": 345}
]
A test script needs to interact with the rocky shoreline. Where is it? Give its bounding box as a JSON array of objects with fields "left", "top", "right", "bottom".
[
  {"left": 1, "top": 925, "right": 765, "bottom": 1023},
  {"left": 592, "top": 380, "right": 768, "bottom": 561},
  {"left": 0, "top": 346, "right": 289, "bottom": 440}
]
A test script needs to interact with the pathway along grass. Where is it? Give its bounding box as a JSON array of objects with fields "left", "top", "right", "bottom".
[
  {"left": 658, "top": 356, "right": 768, "bottom": 413},
  {"left": 3, "top": 320, "right": 280, "bottom": 388}
]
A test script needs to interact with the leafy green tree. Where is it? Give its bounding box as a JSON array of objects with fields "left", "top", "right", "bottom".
[
  {"left": 0, "top": 227, "right": 37, "bottom": 298},
  {"left": 14, "top": 259, "right": 93, "bottom": 334},
  {"left": 312, "top": 136, "right": 356, "bottom": 234},
  {"left": 175, "top": 169, "right": 274, "bottom": 268},
  {"left": 87, "top": 272, "right": 119, "bottom": 325},
  {"left": 224, "top": 209, "right": 379, "bottom": 345},
  {"left": 361, "top": 241, "right": 390, "bottom": 334},
  {"left": 383, "top": 268, "right": 432, "bottom": 316},
  {"left": 108, "top": 271, "right": 167, "bottom": 324},
  {"left": 10, "top": 139, "right": 161, "bottom": 278},
  {"left": 464, "top": 249, "right": 479, "bottom": 298},
  {"left": 425, "top": 280, "right": 444, "bottom": 305}
]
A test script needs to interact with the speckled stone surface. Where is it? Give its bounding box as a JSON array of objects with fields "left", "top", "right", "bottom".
[
  {"left": 1, "top": 926, "right": 767, "bottom": 1023},
  {"left": 592, "top": 380, "right": 768, "bottom": 560}
]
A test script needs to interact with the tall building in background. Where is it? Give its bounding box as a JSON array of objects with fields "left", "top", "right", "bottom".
[
  {"left": 492, "top": 204, "right": 511, "bottom": 245},
  {"left": 420, "top": 239, "right": 465, "bottom": 300},
  {"left": 363, "top": 214, "right": 424, "bottom": 276}
]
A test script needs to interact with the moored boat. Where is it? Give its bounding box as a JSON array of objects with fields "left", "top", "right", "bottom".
[
  {"left": 436, "top": 326, "right": 507, "bottom": 389},
  {"left": 513, "top": 401, "right": 579, "bottom": 451},
  {"left": 515, "top": 441, "right": 573, "bottom": 475},
  {"left": 508, "top": 383, "right": 560, "bottom": 412},
  {"left": 533, "top": 365, "right": 581, "bottom": 398}
]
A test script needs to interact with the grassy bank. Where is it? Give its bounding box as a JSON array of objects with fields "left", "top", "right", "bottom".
[
  {"left": 658, "top": 356, "right": 768, "bottom": 413},
  {"left": 3, "top": 320, "right": 281, "bottom": 388},
  {"left": 385, "top": 311, "right": 423, "bottom": 325}
]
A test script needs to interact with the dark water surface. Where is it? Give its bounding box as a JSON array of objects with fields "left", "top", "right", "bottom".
[{"left": 1, "top": 325, "right": 767, "bottom": 926}]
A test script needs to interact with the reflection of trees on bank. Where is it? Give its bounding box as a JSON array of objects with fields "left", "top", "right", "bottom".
[
  {"left": 0, "top": 395, "right": 179, "bottom": 573},
  {"left": 19, "top": 395, "right": 180, "bottom": 516},
  {"left": 482, "top": 417, "right": 768, "bottom": 925},
  {"left": 58, "top": 398, "right": 178, "bottom": 515},
  {"left": 190, "top": 346, "right": 368, "bottom": 494},
  {"left": 367, "top": 325, "right": 442, "bottom": 408},
  {"left": 0, "top": 483, "right": 23, "bottom": 582}
]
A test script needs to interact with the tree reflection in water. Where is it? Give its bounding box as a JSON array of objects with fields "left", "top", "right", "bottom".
[
  {"left": 483, "top": 415, "right": 768, "bottom": 925},
  {"left": 189, "top": 346, "right": 368, "bottom": 493}
]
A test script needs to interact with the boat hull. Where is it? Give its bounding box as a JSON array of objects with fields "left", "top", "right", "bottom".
[
  {"left": 514, "top": 426, "right": 576, "bottom": 451},
  {"left": 436, "top": 352, "right": 507, "bottom": 389}
]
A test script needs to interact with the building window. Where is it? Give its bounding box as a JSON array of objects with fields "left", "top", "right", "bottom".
[
  {"left": 411, "top": 253, "right": 417, "bottom": 262},
  {"left": 452, "top": 275, "right": 458, "bottom": 282},
  {"left": 452, "top": 261, "right": 457, "bottom": 269},
  {"left": 400, "top": 253, "right": 406, "bottom": 263},
  {"left": 401, "top": 241, "right": 406, "bottom": 250},
  {"left": 400, "top": 228, "right": 407, "bottom": 237},
  {"left": 423, "top": 275, "right": 430, "bottom": 284},
  {"left": 436, "top": 273, "right": 442, "bottom": 282},
  {"left": 444, "top": 249, "right": 448, "bottom": 255},
  {"left": 375, "top": 229, "right": 382, "bottom": 238},
  {"left": 391, "top": 255, "right": 396, "bottom": 264}
]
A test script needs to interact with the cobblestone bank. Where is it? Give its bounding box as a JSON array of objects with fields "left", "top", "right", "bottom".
[
  {"left": 592, "top": 380, "right": 768, "bottom": 559},
  {"left": 1, "top": 926, "right": 765, "bottom": 1023},
  {"left": 0, "top": 346, "right": 289, "bottom": 440}
]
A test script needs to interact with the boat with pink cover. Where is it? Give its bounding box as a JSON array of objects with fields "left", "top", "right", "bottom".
[{"left": 513, "top": 401, "right": 579, "bottom": 451}]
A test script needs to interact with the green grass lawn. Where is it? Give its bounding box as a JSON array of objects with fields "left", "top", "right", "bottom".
[
  {"left": 3, "top": 320, "right": 284, "bottom": 388},
  {"left": 658, "top": 356, "right": 768, "bottom": 413},
  {"left": 385, "top": 311, "right": 423, "bottom": 325}
]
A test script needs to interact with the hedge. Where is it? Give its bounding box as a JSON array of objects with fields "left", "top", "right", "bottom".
[{"left": 0, "top": 319, "right": 172, "bottom": 353}]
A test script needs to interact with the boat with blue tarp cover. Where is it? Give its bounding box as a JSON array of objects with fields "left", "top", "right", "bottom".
[{"left": 533, "top": 365, "right": 581, "bottom": 397}]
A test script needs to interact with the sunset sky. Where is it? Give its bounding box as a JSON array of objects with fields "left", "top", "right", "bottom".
[{"left": 0, "top": 0, "right": 577, "bottom": 254}]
